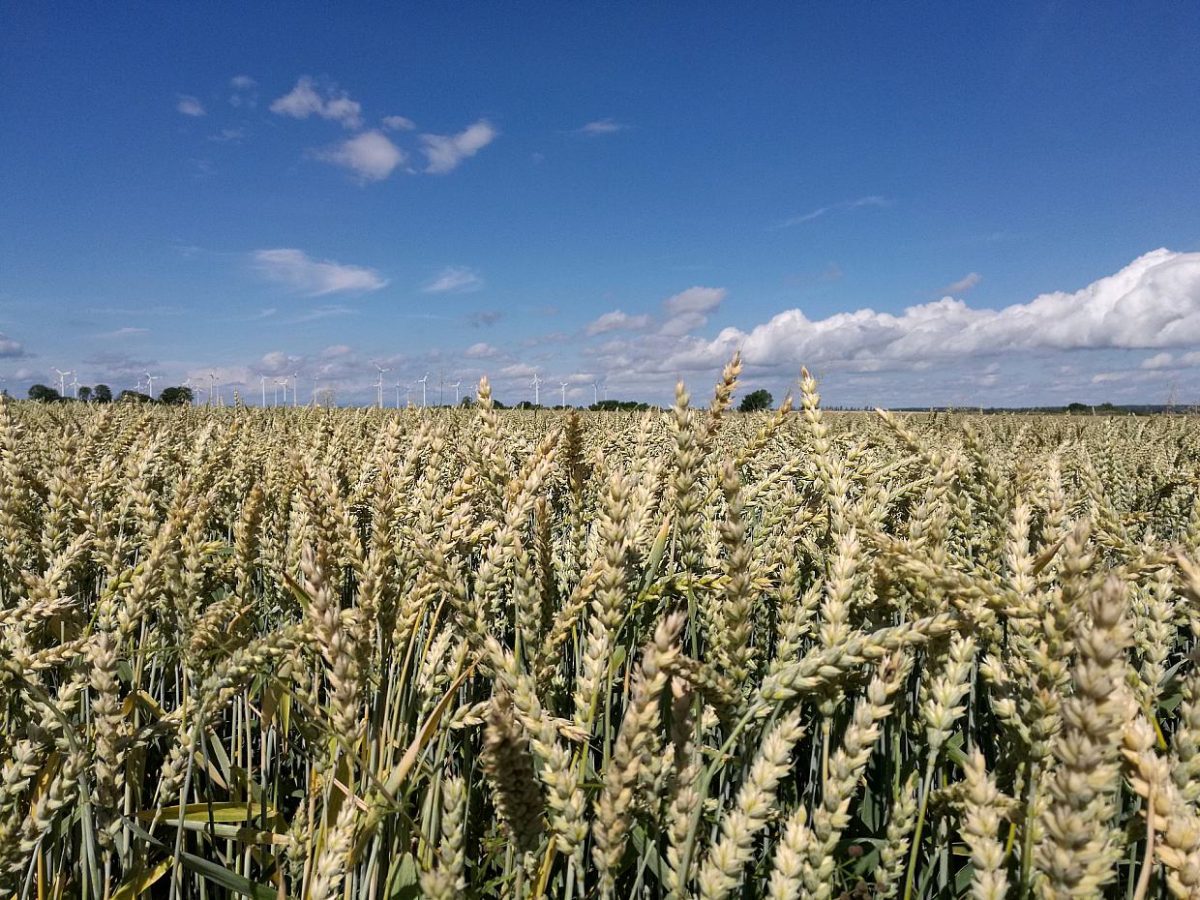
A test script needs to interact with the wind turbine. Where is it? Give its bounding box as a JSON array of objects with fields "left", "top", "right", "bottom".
[
  {"left": 373, "top": 364, "right": 390, "bottom": 409},
  {"left": 592, "top": 382, "right": 600, "bottom": 406},
  {"left": 531, "top": 372, "right": 542, "bottom": 407},
  {"left": 69, "top": 375, "right": 80, "bottom": 399},
  {"left": 53, "top": 368, "right": 72, "bottom": 397},
  {"left": 292, "top": 373, "right": 299, "bottom": 408},
  {"left": 451, "top": 381, "right": 462, "bottom": 405},
  {"left": 275, "top": 378, "right": 287, "bottom": 406},
  {"left": 395, "top": 380, "right": 403, "bottom": 409},
  {"left": 259, "top": 375, "right": 267, "bottom": 407},
  {"left": 208, "top": 372, "right": 217, "bottom": 408},
  {"left": 417, "top": 372, "right": 429, "bottom": 408},
  {"left": 559, "top": 381, "right": 568, "bottom": 407},
  {"left": 144, "top": 372, "right": 157, "bottom": 398}
]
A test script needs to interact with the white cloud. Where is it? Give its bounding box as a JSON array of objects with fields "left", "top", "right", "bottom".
[
  {"left": 423, "top": 267, "right": 484, "bottom": 293},
  {"left": 1141, "top": 350, "right": 1200, "bottom": 370},
  {"left": 318, "top": 131, "right": 405, "bottom": 181},
  {"left": 177, "top": 95, "right": 206, "bottom": 117},
  {"left": 578, "top": 118, "right": 625, "bottom": 136},
  {"left": 663, "top": 249, "right": 1200, "bottom": 373},
  {"left": 420, "top": 120, "right": 498, "bottom": 174},
  {"left": 942, "top": 272, "right": 982, "bottom": 295},
  {"left": 252, "top": 248, "right": 387, "bottom": 296},
  {"left": 230, "top": 75, "right": 256, "bottom": 90},
  {"left": 777, "top": 195, "right": 888, "bottom": 228},
  {"left": 587, "top": 310, "right": 651, "bottom": 335},
  {"left": 501, "top": 362, "right": 537, "bottom": 378},
  {"left": 383, "top": 115, "right": 416, "bottom": 131},
  {"left": 1141, "top": 352, "right": 1175, "bottom": 370},
  {"left": 465, "top": 341, "right": 498, "bottom": 359},
  {"left": 661, "top": 286, "right": 727, "bottom": 335},
  {"left": 0, "top": 333, "right": 26, "bottom": 357},
  {"left": 97, "top": 327, "right": 149, "bottom": 339},
  {"left": 270, "top": 76, "right": 363, "bottom": 129}
]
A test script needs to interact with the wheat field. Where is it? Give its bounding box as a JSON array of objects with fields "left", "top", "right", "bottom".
[{"left": 2, "top": 359, "right": 1199, "bottom": 899}]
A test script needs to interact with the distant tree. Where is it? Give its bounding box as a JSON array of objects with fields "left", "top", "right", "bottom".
[
  {"left": 1066, "top": 402, "right": 1088, "bottom": 414},
  {"left": 589, "top": 399, "right": 651, "bottom": 412},
  {"left": 158, "top": 385, "right": 194, "bottom": 405},
  {"left": 738, "top": 389, "right": 773, "bottom": 413},
  {"left": 93, "top": 384, "right": 113, "bottom": 403},
  {"left": 118, "top": 390, "right": 152, "bottom": 403},
  {"left": 77, "top": 385, "right": 93, "bottom": 403},
  {"left": 28, "top": 384, "right": 61, "bottom": 402},
  {"left": 459, "top": 395, "right": 475, "bottom": 408},
  {"left": 515, "top": 400, "right": 540, "bottom": 410}
]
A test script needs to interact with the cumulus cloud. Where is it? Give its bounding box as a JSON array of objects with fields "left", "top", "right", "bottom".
[
  {"left": 252, "top": 248, "right": 387, "bottom": 296},
  {"left": 942, "top": 272, "right": 982, "bottom": 295},
  {"left": 777, "top": 195, "right": 888, "bottom": 228},
  {"left": 317, "top": 130, "right": 406, "bottom": 181},
  {"left": 664, "top": 249, "right": 1200, "bottom": 373},
  {"left": 660, "top": 286, "right": 727, "bottom": 335},
  {"left": 270, "top": 76, "right": 363, "bottom": 129},
  {"left": 587, "top": 310, "right": 651, "bottom": 335},
  {"left": 578, "top": 118, "right": 625, "bottom": 136},
  {"left": 423, "top": 267, "right": 484, "bottom": 293},
  {"left": 177, "top": 95, "right": 206, "bottom": 117},
  {"left": 420, "top": 120, "right": 498, "bottom": 174}
]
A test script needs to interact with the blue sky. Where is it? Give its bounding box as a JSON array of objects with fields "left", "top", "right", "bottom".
[{"left": 2, "top": 1, "right": 1199, "bottom": 406}]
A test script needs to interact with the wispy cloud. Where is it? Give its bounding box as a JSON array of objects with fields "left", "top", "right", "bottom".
[
  {"left": 229, "top": 75, "right": 258, "bottom": 108},
  {"left": 776, "top": 195, "right": 889, "bottom": 228},
  {"left": 465, "top": 341, "right": 499, "bottom": 359},
  {"left": 587, "top": 310, "right": 651, "bottom": 335},
  {"left": 577, "top": 118, "right": 626, "bottom": 136},
  {"left": 96, "top": 327, "right": 149, "bottom": 339},
  {"left": 317, "top": 131, "right": 406, "bottom": 181},
  {"left": 467, "top": 310, "right": 504, "bottom": 328},
  {"left": 208, "top": 128, "right": 245, "bottom": 143},
  {"left": 0, "top": 333, "right": 26, "bottom": 358},
  {"left": 941, "top": 272, "right": 982, "bottom": 295},
  {"left": 382, "top": 115, "right": 415, "bottom": 131},
  {"left": 292, "top": 305, "right": 357, "bottom": 323},
  {"left": 177, "top": 95, "right": 206, "bottom": 117},
  {"left": 270, "top": 76, "right": 363, "bottom": 129},
  {"left": 423, "top": 267, "right": 484, "bottom": 294},
  {"left": 420, "top": 120, "right": 498, "bottom": 174},
  {"left": 252, "top": 248, "right": 387, "bottom": 296}
]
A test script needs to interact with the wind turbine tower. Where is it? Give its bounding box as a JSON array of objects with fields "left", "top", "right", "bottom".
[
  {"left": 417, "top": 372, "right": 430, "bottom": 408},
  {"left": 260, "top": 375, "right": 267, "bottom": 407},
  {"left": 452, "top": 381, "right": 462, "bottom": 405},
  {"left": 54, "top": 368, "right": 72, "bottom": 397},
  {"left": 292, "top": 373, "right": 299, "bottom": 408},
  {"left": 531, "top": 372, "right": 542, "bottom": 407},
  {"left": 144, "top": 372, "right": 157, "bottom": 398},
  {"left": 372, "top": 364, "right": 390, "bottom": 409},
  {"left": 559, "top": 381, "right": 568, "bottom": 407}
]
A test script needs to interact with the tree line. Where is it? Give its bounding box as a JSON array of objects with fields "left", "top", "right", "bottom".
[{"left": 25, "top": 384, "right": 194, "bottom": 404}]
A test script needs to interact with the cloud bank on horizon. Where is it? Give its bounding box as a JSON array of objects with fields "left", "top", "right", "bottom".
[{"left": 7, "top": 248, "right": 1197, "bottom": 409}]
